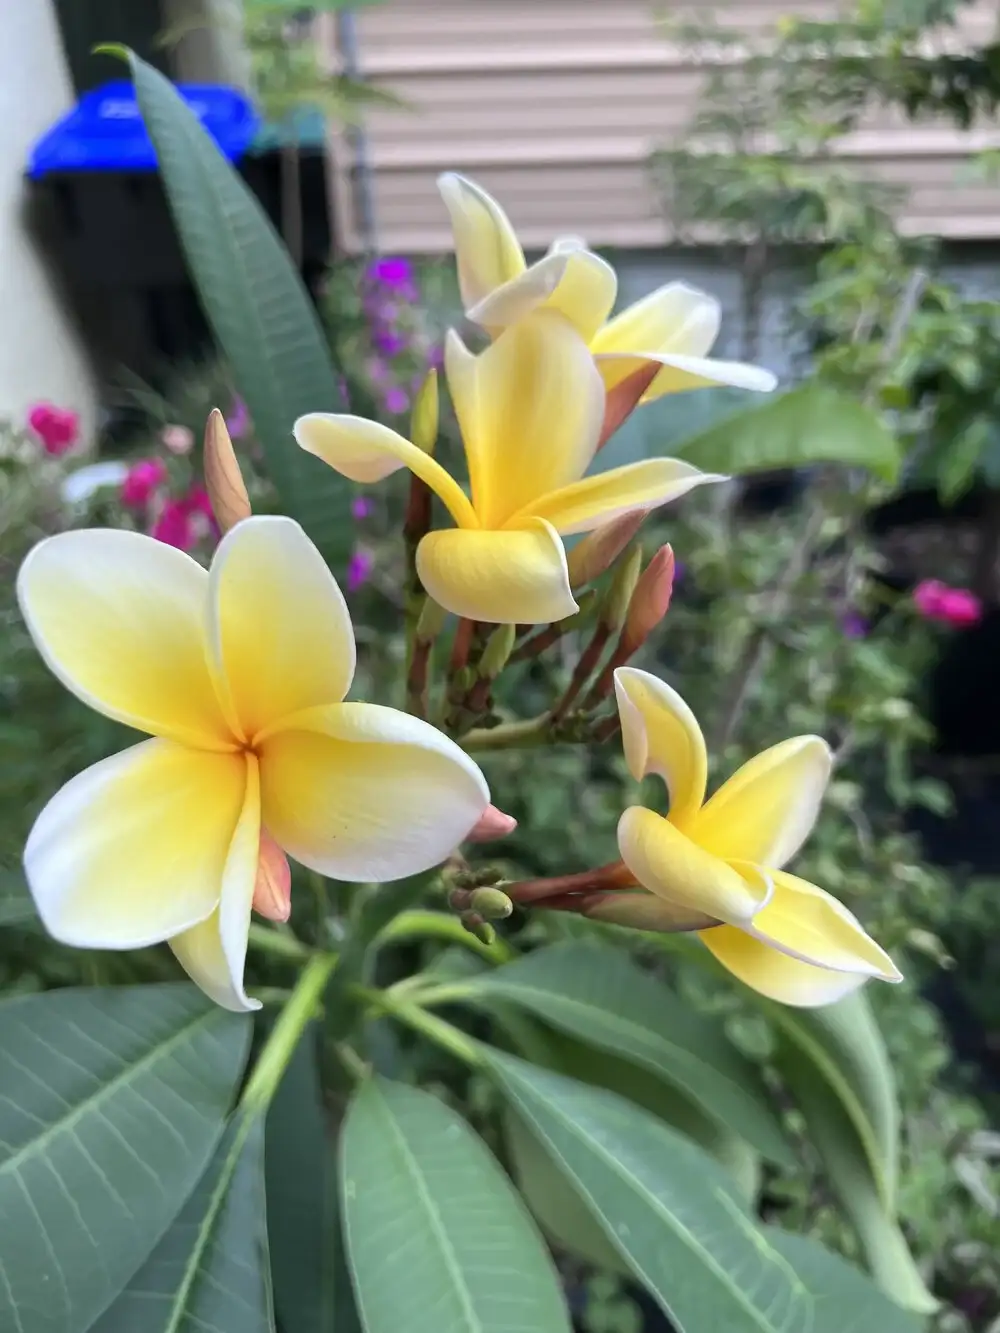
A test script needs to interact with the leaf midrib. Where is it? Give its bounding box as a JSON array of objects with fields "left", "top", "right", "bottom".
[
  {"left": 501, "top": 1073, "right": 810, "bottom": 1333},
  {"left": 0, "top": 1006, "right": 218, "bottom": 1181},
  {"left": 363, "top": 1088, "right": 482, "bottom": 1333}
]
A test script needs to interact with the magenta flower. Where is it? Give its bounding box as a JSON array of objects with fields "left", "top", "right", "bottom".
[
  {"left": 152, "top": 499, "right": 196, "bottom": 551},
  {"left": 183, "top": 484, "right": 215, "bottom": 519},
  {"left": 913, "top": 579, "right": 983, "bottom": 628},
  {"left": 351, "top": 496, "right": 372, "bottom": 520},
  {"left": 384, "top": 386, "right": 410, "bottom": 415},
  {"left": 374, "top": 327, "right": 408, "bottom": 357},
  {"left": 121, "top": 458, "right": 168, "bottom": 508},
  {"left": 347, "top": 548, "right": 374, "bottom": 592},
  {"left": 369, "top": 257, "right": 414, "bottom": 290},
  {"left": 28, "top": 403, "right": 80, "bottom": 456}
]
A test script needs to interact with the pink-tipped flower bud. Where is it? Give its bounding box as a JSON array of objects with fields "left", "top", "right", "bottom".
[
  {"left": 620, "top": 545, "right": 675, "bottom": 658},
  {"left": 565, "top": 510, "right": 647, "bottom": 588},
  {"left": 252, "top": 830, "right": 292, "bottom": 923},
  {"left": 466, "top": 804, "right": 518, "bottom": 843}
]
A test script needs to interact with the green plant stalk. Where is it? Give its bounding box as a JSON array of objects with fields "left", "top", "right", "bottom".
[
  {"left": 356, "top": 985, "right": 483, "bottom": 1066},
  {"left": 241, "top": 952, "right": 338, "bottom": 1114},
  {"left": 376, "top": 908, "right": 514, "bottom": 962},
  {"left": 461, "top": 713, "right": 554, "bottom": 752},
  {"left": 247, "top": 922, "right": 314, "bottom": 961}
]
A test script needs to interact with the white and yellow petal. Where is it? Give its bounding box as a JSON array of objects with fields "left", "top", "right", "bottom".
[
  {"left": 700, "top": 871, "right": 900, "bottom": 1006},
  {"left": 597, "top": 351, "right": 778, "bottom": 401},
  {"left": 470, "top": 246, "right": 618, "bottom": 345},
  {"left": 693, "top": 736, "right": 832, "bottom": 869},
  {"left": 438, "top": 172, "right": 526, "bottom": 310},
  {"left": 617, "top": 807, "right": 770, "bottom": 923},
  {"left": 258, "top": 701, "right": 489, "bottom": 881},
  {"left": 294, "top": 414, "right": 478, "bottom": 530},
  {"left": 17, "top": 528, "right": 231, "bottom": 750},
  {"left": 591, "top": 282, "right": 722, "bottom": 370},
  {"left": 208, "top": 516, "right": 356, "bottom": 740},
  {"left": 24, "top": 739, "right": 246, "bottom": 949},
  {"left": 170, "top": 754, "right": 263, "bottom": 1012},
  {"left": 449, "top": 311, "right": 604, "bottom": 528},
  {"left": 416, "top": 520, "right": 577, "bottom": 624},
  {"left": 613, "top": 668, "right": 708, "bottom": 826},
  {"left": 512, "top": 456, "right": 723, "bottom": 536}
]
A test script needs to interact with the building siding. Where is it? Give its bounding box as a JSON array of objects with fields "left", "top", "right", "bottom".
[{"left": 324, "top": 0, "right": 1000, "bottom": 254}]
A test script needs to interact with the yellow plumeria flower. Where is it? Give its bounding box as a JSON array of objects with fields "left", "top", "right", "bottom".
[
  {"left": 18, "top": 515, "right": 489, "bottom": 1011},
  {"left": 438, "top": 172, "right": 777, "bottom": 403},
  {"left": 598, "top": 668, "right": 901, "bottom": 1006},
  {"left": 296, "top": 311, "right": 721, "bottom": 624}
]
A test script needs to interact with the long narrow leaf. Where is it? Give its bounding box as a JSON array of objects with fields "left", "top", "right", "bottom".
[{"left": 121, "top": 50, "right": 352, "bottom": 567}]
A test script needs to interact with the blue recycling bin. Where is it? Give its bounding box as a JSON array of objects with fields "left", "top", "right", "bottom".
[{"left": 28, "top": 80, "right": 259, "bottom": 177}]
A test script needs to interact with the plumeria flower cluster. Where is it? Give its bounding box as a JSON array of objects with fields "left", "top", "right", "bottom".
[{"left": 17, "top": 173, "right": 901, "bottom": 1012}]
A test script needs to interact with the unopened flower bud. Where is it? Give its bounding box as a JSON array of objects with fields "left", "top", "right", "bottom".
[
  {"left": 566, "top": 510, "right": 647, "bottom": 588},
  {"left": 251, "top": 831, "right": 292, "bottom": 923},
  {"left": 460, "top": 911, "right": 496, "bottom": 945},
  {"left": 600, "top": 543, "right": 644, "bottom": 633},
  {"left": 469, "top": 886, "right": 514, "bottom": 920},
  {"left": 410, "top": 368, "right": 439, "bottom": 455},
  {"left": 416, "top": 596, "right": 447, "bottom": 645},
  {"left": 597, "top": 360, "right": 661, "bottom": 450},
  {"left": 466, "top": 804, "right": 518, "bottom": 842},
  {"left": 478, "top": 623, "right": 516, "bottom": 681},
  {"left": 620, "top": 545, "right": 675, "bottom": 658},
  {"left": 448, "top": 887, "right": 473, "bottom": 912},
  {"left": 203, "top": 408, "right": 251, "bottom": 533}
]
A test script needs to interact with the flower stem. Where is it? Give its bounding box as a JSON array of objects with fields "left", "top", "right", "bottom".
[
  {"left": 240, "top": 952, "right": 338, "bottom": 1114},
  {"left": 460, "top": 712, "right": 553, "bottom": 752},
  {"left": 356, "top": 985, "right": 482, "bottom": 1066},
  {"left": 247, "top": 922, "right": 313, "bottom": 961},
  {"left": 376, "top": 908, "right": 514, "bottom": 962}
]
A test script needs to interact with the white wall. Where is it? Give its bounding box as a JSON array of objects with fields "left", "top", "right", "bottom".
[{"left": 0, "top": 0, "right": 98, "bottom": 441}]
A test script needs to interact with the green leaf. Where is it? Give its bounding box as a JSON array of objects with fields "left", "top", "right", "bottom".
[
  {"left": 340, "top": 1076, "right": 571, "bottom": 1333},
  {"left": 675, "top": 382, "right": 902, "bottom": 482},
  {"left": 123, "top": 51, "right": 351, "bottom": 567},
  {"left": 266, "top": 1024, "right": 359, "bottom": 1333},
  {"left": 0, "top": 984, "right": 251, "bottom": 1333},
  {"left": 937, "top": 417, "right": 989, "bottom": 504},
  {"left": 775, "top": 1041, "right": 937, "bottom": 1315},
  {"left": 0, "top": 865, "right": 37, "bottom": 928},
  {"left": 90, "top": 1114, "right": 272, "bottom": 1333},
  {"left": 458, "top": 941, "right": 790, "bottom": 1165},
  {"left": 766, "top": 1230, "right": 926, "bottom": 1333},
  {"left": 770, "top": 991, "right": 897, "bottom": 1208},
  {"left": 488, "top": 1051, "right": 812, "bottom": 1333}
]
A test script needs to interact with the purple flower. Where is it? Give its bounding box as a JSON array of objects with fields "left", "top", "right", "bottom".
[
  {"left": 384, "top": 386, "right": 410, "bottom": 415},
  {"left": 347, "top": 548, "right": 374, "bottom": 592},
  {"left": 351, "top": 496, "right": 372, "bottom": 520},
  {"left": 225, "top": 396, "right": 251, "bottom": 440},
  {"left": 842, "top": 611, "right": 869, "bottom": 639},
  {"left": 374, "top": 327, "right": 408, "bottom": 357},
  {"left": 369, "top": 256, "right": 414, "bottom": 290}
]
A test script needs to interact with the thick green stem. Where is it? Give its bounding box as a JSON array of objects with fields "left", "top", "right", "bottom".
[
  {"left": 240, "top": 952, "right": 338, "bottom": 1114},
  {"left": 461, "top": 713, "right": 553, "bottom": 752},
  {"left": 356, "top": 985, "right": 482, "bottom": 1066}
]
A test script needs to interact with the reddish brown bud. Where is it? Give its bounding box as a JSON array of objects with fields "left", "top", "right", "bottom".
[
  {"left": 204, "top": 409, "right": 251, "bottom": 534},
  {"left": 620, "top": 544, "right": 675, "bottom": 658},
  {"left": 565, "top": 510, "right": 647, "bottom": 588},
  {"left": 597, "top": 360, "right": 661, "bottom": 450}
]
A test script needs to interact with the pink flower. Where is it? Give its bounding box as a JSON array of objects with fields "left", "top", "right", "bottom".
[
  {"left": 183, "top": 484, "right": 215, "bottom": 519},
  {"left": 121, "top": 458, "right": 167, "bottom": 508},
  {"left": 347, "top": 548, "right": 373, "bottom": 592},
  {"left": 351, "top": 496, "right": 372, "bottom": 520},
  {"left": 384, "top": 386, "right": 410, "bottom": 415},
  {"left": 28, "top": 402, "right": 80, "bottom": 456},
  {"left": 160, "top": 424, "right": 194, "bottom": 456},
  {"left": 913, "top": 579, "right": 982, "bottom": 628},
  {"left": 152, "top": 499, "right": 195, "bottom": 551}
]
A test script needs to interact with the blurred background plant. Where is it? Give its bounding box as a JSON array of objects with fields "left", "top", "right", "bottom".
[{"left": 4, "top": 2, "right": 1000, "bottom": 1331}]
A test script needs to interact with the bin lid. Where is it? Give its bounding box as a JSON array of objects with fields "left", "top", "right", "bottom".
[{"left": 28, "top": 80, "right": 259, "bottom": 178}]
